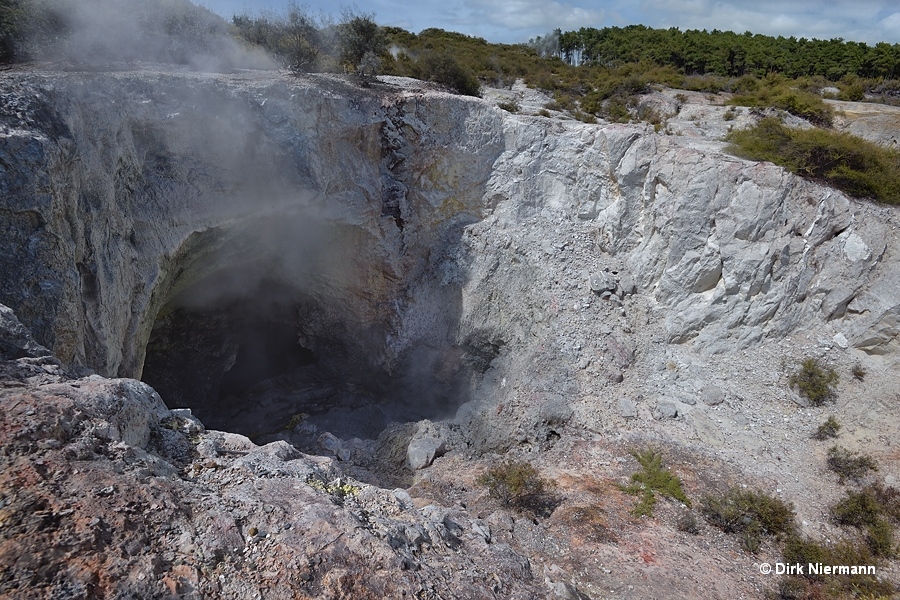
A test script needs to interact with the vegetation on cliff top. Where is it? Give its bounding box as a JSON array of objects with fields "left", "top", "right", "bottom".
[{"left": 727, "top": 117, "right": 900, "bottom": 204}]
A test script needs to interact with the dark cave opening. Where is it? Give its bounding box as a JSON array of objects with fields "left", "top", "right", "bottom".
[
  {"left": 141, "top": 269, "right": 473, "bottom": 452},
  {"left": 218, "top": 320, "right": 317, "bottom": 397}
]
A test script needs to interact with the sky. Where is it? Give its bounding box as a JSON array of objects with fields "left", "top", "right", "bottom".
[{"left": 200, "top": 0, "right": 900, "bottom": 45}]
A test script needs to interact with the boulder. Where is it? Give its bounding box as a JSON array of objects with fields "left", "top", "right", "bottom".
[{"left": 407, "top": 436, "right": 447, "bottom": 470}]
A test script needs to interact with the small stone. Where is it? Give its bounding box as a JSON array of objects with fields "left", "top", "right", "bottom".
[
  {"left": 833, "top": 332, "right": 849, "bottom": 349},
  {"left": 608, "top": 370, "right": 624, "bottom": 384},
  {"left": 392, "top": 488, "right": 413, "bottom": 509},
  {"left": 655, "top": 400, "right": 678, "bottom": 419},
  {"left": 789, "top": 389, "right": 810, "bottom": 408},
  {"left": 701, "top": 385, "right": 725, "bottom": 406},
  {"left": 589, "top": 271, "right": 616, "bottom": 293},
  {"left": 617, "top": 397, "right": 637, "bottom": 418}
]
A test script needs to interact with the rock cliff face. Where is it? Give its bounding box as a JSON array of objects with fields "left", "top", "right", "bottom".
[
  {"left": 3, "top": 67, "right": 900, "bottom": 598},
  {"left": 4, "top": 71, "right": 898, "bottom": 381}
]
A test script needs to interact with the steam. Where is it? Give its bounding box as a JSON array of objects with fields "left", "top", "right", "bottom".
[{"left": 21, "top": 0, "right": 276, "bottom": 70}]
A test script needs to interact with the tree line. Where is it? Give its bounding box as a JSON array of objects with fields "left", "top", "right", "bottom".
[{"left": 532, "top": 25, "right": 900, "bottom": 81}]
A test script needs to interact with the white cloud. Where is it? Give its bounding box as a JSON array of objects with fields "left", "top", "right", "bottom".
[
  {"left": 460, "top": 0, "right": 604, "bottom": 32},
  {"left": 634, "top": 0, "right": 898, "bottom": 43},
  {"left": 882, "top": 12, "right": 900, "bottom": 29}
]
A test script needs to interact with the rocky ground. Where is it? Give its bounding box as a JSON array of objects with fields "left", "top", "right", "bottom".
[{"left": 2, "top": 67, "right": 900, "bottom": 599}]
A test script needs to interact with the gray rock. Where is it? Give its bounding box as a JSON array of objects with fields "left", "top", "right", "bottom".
[
  {"left": 701, "top": 385, "right": 726, "bottom": 406},
  {"left": 537, "top": 395, "right": 574, "bottom": 425},
  {"left": 471, "top": 519, "right": 491, "bottom": 542},
  {"left": 407, "top": 436, "right": 447, "bottom": 470},
  {"left": 655, "top": 400, "right": 678, "bottom": 419},
  {"left": 588, "top": 271, "right": 616, "bottom": 293},
  {"left": 0, "top": 303, "right": 53, "bottom": 360},
  {"left": 617, "top": 397, "right": 637, "bottom": 418},
  {"left": 688, "top": 412, "right": 725, "bottom": 446},
  {"left": 259, "top": 440, "right": 302, "bottom": 461},
  {"left": 790, "top": 390, "right": 811, "bottom": 408},
  {"left": 392, "top": 488, "right": 414, "bottom": 509},
  {"left": 617, "top": 272, "right": 636, "bottom": 296},
  {"left": 318, "top": 432, "right": 350, "bottom": 461}
]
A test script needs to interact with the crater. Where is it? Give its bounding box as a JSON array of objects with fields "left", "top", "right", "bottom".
[{"left": 140, "top": 213, "right": 477, "bottom": 454}]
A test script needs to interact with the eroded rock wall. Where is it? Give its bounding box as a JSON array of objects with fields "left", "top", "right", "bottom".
[
  {"left": 0, "top": 71, "right": 505, "bottom": 381},
  {"left": 2, "top": 68, "right": 900, "bottom": 429}
]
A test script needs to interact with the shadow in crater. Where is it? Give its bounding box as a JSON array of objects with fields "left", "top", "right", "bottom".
[{"left": 142, "top": 269, "right": 475, "bottom": 452}]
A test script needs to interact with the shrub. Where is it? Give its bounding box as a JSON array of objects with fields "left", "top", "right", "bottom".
[
  {"left": 831, "top": 490, "right": 881, "bottom": 527},
  {"left": 727, "top": 118, "right": 900, "bottom": 205},
  {"left": 866, "top": 518, "right": 895, "bottom": 557},
  {"left": 728, "top": 79, "right": 833, "bottom": 126},
  {"left": 676, "top": 510, "right": 700, "bottom": 534},
  {"left": 781, "top": 536, "right": 895, "bottom": 597},
  {"left": 497, "top": 100, "right": 519, "bottom": 113},
  {"left": 787, "top": 358, "right": 839, "bottom": 406},
  {"left": 870, "top": 483, "right": 900, "bottom": 522},
  {"left": 701, "top": 487, "right": 795, "bottom": 553},
  {"left": 826, "top": 446, "right": 878, "bottom": 483},
  {"left": 479, "top": 460, "right": 554, "bottom": 514},
  {"left": 811, "top": 416, "right": 840, "bottom": 440},
  {"left": 775, "top": 576, "right": 813, "bottom": 600},
  {"left": 419, "top": 51, "right": 481, "bottom": 96},
  {"left": 280, "top": 5, "right": 324, "bottom": 72},
  {"left": 831, "top": 485, "right": 900, "bottom": 558},
  {"left": 338, "top": 12, "right": 385, "bottom": 76},
  {"left": 619, "top": 448, "right": 690, "bottom": 517},
  {"left": 723, "top": 106, "right": 737, "bottom": 121}
]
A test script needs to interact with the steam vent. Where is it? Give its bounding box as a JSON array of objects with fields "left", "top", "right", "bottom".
[{"left": 3, "top": 69, "right": 900, "bottom": 597}]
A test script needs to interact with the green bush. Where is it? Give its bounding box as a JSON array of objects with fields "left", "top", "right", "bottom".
[
  {"left": 866, "top": 518, "right": 895, "bottom": 557},
  {"left": 418, "top": 51, "right": 481, "bottom": 96},
  {"left": 826, "top": 446, "right": 878, "bottom": 483},
  {"left": 870, "top": 483, "right": 900, "bottom": 522},
  {"left": 619, "top": 448, "right": 690, "bottom": 517},
  {"left": 787, "top": 358, "right": 839, "bottom": 406},
  {"left": 729, "top": 80, "right": 833, "bottom": 126},
  {"left": 479, "top": 460, "right": 551, "bottom": 512},
  {"left": 811, "top": 416, "right": 841, "bottom": 440},
  {"left": 781, "top": 536, "right": 895, "bottom": 597},
  {"left": 832, "top": 490, "right": 882, "bottom": 527},
  {"left": 701, "top": 487, "right": 795, "bottom": 553},
  {"left": 338, "top": 12, "right": 385, "bottom": 76},
  {"left": 831, "top": 485, "right": 900, "bottom": 558},
  {"left": 727, "top": 118, "right": 900, "bottom": 205}
]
